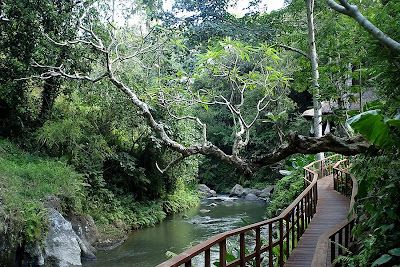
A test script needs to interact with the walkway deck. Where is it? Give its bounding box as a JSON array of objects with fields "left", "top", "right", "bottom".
[{"left": 284, "top": 175, "right": 350, "bottom": 267}]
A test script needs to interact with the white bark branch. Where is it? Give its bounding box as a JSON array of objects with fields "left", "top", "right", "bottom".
[
  {"left": 325, "top": 0, "right": 400, "bottom": 54},
  {"left": 156, "top": 156, "right": 186, "bottom": 174}
]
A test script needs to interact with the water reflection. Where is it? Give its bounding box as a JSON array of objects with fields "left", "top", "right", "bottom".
[{"left": 84, "top": 196, "right": 267, "bottom": 267}]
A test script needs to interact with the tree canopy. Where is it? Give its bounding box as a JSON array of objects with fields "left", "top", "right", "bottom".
[{"left": 0, "top": 0, "right": 399, "bottom": 265}]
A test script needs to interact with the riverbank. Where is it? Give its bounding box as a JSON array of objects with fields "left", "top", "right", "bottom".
[{"left": 0, "top": 138, "right": 199, "bottom": 266}]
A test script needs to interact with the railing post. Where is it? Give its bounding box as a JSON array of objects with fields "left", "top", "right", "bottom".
[
  {"left": 205, "top": 249, "right": 211, "bottom": 267},
  {"left": 286, "top": 216, "right": 290, "bottom": 259},
  {"left": 306, "top": 191, "right": 309, "bottom": 224},
  {"left": 279, "top": 219, "right": 284, "bottom": 267},
  {"left": 291, "top": 211, "right": 295, "bottom": 252},
  {"left": 269, "top": 223, "right": 273, "bottom": 267},
  {"left": 256, "top": 228, "right": 261, "bottom": 267},
  {"left": 333, "top": 168, "right": 336, "bottom": 191},
  {"left": 338, "top": 229, "right": 343, "bottom": 256},
  {"left": 350, "top": 220, "right": 355, "bottom": 244},
  {"left": 296, "top": 203, "right": 300, "bottom": 242},
  {"left": 314, "top": 183, "right": 318, "bottom": 215},
  {"left": 220, "top": 240, "right": 226, "bottom": 267},
  {"left": 301, "top": 199, "right": 305, "bottom": 235},
  {"left": 330, "top": 235, "right": 335, "bottom": 263},
  {"left": 240, "top": 233, "right": 245, "bottom": 267}
]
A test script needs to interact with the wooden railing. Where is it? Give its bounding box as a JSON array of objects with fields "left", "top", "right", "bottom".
[
  {"left": 157, "top": 154, "right": 342, "bottom": 267},
  {"left": 312, "top": 159, "right": 358, "bottom": 267}
]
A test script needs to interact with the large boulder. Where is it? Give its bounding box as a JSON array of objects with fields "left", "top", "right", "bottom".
[
  {"left": 66, "top": 212, "right": 99, "bottom": 261},
  {"left": 244, "top": 193, "right": 259, "bottom": 201},
  {"left": 242, "top": 188, "right": 262, "bottom": 197},
  {"left": 259, "top": 186, "right": 275, "bottom": 198},
  {"left": 198, "top": 184, "right": 211, "bottom": 194},
  {"left": 198, "top": 184, "right": 217, "bottom": 198},
  {"left": 44, "top": 209, "right": 99, "bottom": 266},
  {"left": 44, "top": 209, "right": 83, "bottom": 266},
  {"left": 229, "top": 184, "right": 244, "bottom": 197}
]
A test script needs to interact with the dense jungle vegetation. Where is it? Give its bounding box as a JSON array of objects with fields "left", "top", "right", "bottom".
[{"left": 0, "top": 0, "right": 399, "bottom": 266}]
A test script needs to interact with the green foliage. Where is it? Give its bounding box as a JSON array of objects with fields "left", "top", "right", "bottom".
[
  {"left": 0, "top": 138, "right": 84, "bottom": 246},
  {"left": 21, "top": 203, "right": 47, "bottom": 243},
  {"left": 266, "top": 168, "right": 304, "bottom": 218},
  {"left": 35, "top": 93, "right": 116, "bottom": 173},
  {"left": 163, "top": 186, "right": 199, "bottom": 215},
  {"left": 265, "top": 154, "right": 315, "bottom": 218},
  {"left": 87, "top": 193, "right": 166, "bottom": 230},
  {"left": 371, "top": 254, "right": 392, "bottom": 267},
  {"left": 0, "top": 0, "right": 81, "bottom": 136},
  {"left": 162, "top": 0, "right": 274, "bottom": 45},
  {"left": 347, "top": 109, "right": 400, "bottom": 149},
  {"left": 350, "top": 151, "right": 400, "bottom": 266},
  {"left": 332, "top": 243, "right": 368, "bottom": 267}
]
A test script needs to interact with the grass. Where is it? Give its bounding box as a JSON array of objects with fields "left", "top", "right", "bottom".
[
  {"left": 0, "top": 138, "right": 199, "bottom": 250},
  {"left": 0, "top": 138, "right": 84, "bottom": 244}
]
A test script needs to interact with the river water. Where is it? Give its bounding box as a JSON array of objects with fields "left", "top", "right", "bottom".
[{"left": 84, "top": 195, "right": 267, "bottom": 267}]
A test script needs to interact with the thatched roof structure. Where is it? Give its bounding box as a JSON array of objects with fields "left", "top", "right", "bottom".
[
  {"left": 301, "top": 101, "right": 337, "bottom": 118},
  {"left": 301, "top": 88, "right": 378, "bottom": 118}
]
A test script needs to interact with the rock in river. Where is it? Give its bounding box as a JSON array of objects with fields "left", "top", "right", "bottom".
[
  {"left": 229, "top": 184, "right": 244, "bottom": 197},
  {"left": 43, "top": 209, "right": 98, "bottom": 266},
  {"left": 199, "top": 209, "right": 211, "bottom": 214},
  {"left": 198, "top": 184, "right": 217, "bottom": 198},
  {"left": 244, "top": 193, "right": 259, "bottom": 201},
  {"left": 44, "top": 209, "right": 83, "bottom": 266}
]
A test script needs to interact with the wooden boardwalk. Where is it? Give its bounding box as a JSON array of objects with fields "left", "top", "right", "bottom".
[{"left": 284, "top": 175, "right": 350, "bottom": 267}]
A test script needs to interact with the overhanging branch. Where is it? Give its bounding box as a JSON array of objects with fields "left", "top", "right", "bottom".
[
  {"left": 251, "top": 132, "right": 370, "bottom": 168},
  {"left": 325, "top": 0, "right": 400, "bottom": 54}
]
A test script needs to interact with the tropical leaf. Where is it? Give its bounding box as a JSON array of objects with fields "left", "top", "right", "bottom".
[
  {"left": 389, "top": 248, "right": 400, "bottom": 256},
  {"left": 371, "top": 254, "right": 392, "bottom": 267},
  {"left": 347, "top": 110, "right": 393, "bottom": 149}
]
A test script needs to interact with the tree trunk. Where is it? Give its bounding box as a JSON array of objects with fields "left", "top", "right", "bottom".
[
  {"left": 306, "top": 0, "right": 324, "bottom": 162},
  {"left": 40, "top": 77, "right": 61, "bottom": 123}
]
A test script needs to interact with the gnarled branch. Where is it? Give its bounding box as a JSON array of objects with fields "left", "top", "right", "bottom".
[{"left": 251, "top": 132, "right": 370, "bottom": 168}]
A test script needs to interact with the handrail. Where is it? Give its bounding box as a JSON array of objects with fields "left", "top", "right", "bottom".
[
  {"left": 157, "top": 154, "right": 342, "bottom": 267},
  {"left": 311, "top": 159, "right": 358, "bottom": 267}
]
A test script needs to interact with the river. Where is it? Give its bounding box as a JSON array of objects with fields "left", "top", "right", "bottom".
[{"left": 84, "top": 195, "right": 267, "bottom": 267}]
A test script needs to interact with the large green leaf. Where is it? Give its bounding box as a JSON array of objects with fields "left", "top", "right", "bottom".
[
  {"left": 389, "top": 248, "right": 400, "bottom": 256},
  {"left": 347, "top": 110, "right": 393, "bottom": 149},
  {"left": 387, "top": 119, "right": 400, "bottom": 131},
  {"left": 371, "top": 254, "right": 392, "bottom": 267}
]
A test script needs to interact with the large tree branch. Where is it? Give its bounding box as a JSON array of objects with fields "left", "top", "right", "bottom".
[
  {"left": 251, "top": 132, "right": 370, "bottom": 168},
  {"left": 325, "top": 0, "right": 400, "bottom": 54}
]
